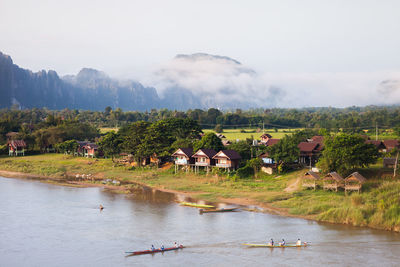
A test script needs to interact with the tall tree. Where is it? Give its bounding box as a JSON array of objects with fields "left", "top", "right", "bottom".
[
  {"left": 194, "top": 132, "right": 224, "bottom": 152},
  {"left": 98, "top": 131, "right": 122, "bottom": 161},
  {"left": 317, "top": 133, "right": 379, "bottom": 175}
]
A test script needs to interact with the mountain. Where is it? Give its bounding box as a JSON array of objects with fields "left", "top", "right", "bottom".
[{"left": 0, "top": 51, "right": 160, "bottom": 111}]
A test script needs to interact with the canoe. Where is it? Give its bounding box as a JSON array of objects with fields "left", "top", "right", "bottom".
[
  {"left": 243, "top": 243, "right": 307, "bottom": 248},
  {"left": 199, "top": 208, "right": 238, "bottom": 213},
  {"left": 126, "top": 245, "right": 184, "bottom": 255},
  {"left": 180, "top": 202, "right": 215, "bottom": 209}
]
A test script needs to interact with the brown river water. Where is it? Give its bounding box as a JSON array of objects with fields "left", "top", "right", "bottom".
[{"left": 0, "top": 176, "right": 400, "bottom": 266}]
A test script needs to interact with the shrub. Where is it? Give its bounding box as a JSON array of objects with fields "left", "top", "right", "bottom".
[{"left": 236, "top": 165, "right": 254, "bottom": 178}]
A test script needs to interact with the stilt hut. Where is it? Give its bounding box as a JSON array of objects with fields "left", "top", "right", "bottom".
[
  {"left": 302, "top": 171, "right": 320, "bottom": 190},
  {"left": 344, "top": 172, "right": 366, "bottom": 193},
  {"left": 323, "top": 172, "right": 344, "bottom": 191}
]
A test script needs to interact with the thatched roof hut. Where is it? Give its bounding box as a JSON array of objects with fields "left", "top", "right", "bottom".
[
  {"left": 344, "top": 172, "right": 366, "bottom": 193},
  {"left": 302, "top": 171, "right": 320, "bottom": 190},
  {"left": 323, "top": 172, "right": 344, "bottom": 191}
]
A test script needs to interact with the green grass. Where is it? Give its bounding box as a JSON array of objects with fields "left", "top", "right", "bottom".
[{"left": 203, "top": 128, "right": 296, "bottom": 141}]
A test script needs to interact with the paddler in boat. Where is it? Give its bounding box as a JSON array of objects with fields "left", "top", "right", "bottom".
[
  {"left": 296, "top": 238, "right": 302, "bottom": 246},
  {"left": 151, "top": 245, "right": 155, "bottom": 251},
  {"left": 99, "top": 204, "right": 104, "bottom": 210},
  {"left": 161, "top": 245, "right": 165, "bottom": 251},
  {"left": 279, "top": 239, "right": 285, "bottom": 246},
  {"left": 174, "top": 242, "right": 179, "bottom": 248},
  {"left": 268, "top": 238, "right": 274, "bottom": 246}
]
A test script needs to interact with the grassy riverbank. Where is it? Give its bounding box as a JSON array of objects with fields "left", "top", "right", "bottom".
[{"left": 1, "top": 154, "right": 399, "bottom": 232}]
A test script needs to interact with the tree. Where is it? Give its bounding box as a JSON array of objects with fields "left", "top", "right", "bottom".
[
  {"left": 229, "top": 140, "right": 251, "bottom": 160},
  {"left": 247, "top": 158, "right": 263, "bottom": 178},
  {"left": 56, "top": 140, "right": 78, "bottom": 154},
  {"left": 194, "top": 132, "right": 224, "bottom": 152},
  {"left": 98, "top": 131, "right": 122, "bottom": 161},
  {"left": 119, "top": 121, "right": 151, "bottom": 162},
  {"left": 317, "top": 133, "right": 379, "bottom": 176}
]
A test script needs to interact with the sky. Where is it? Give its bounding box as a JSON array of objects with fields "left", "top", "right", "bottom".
[{"left": 1, "top": 0, "right": 400, "bottom": 108}]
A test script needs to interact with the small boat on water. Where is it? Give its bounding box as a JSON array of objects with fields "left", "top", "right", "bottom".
[
  {"left": 126, "top": 245, "right": 184, "bottom": 256},
  {"left": 243, "top": 243, "right": 308, "bottom": 248},
  {"left": 199, "top": 208, "right": 238, "bottom": 214},
  {"left": 180, "top": 202, "right": 215, "bottom": 209}
]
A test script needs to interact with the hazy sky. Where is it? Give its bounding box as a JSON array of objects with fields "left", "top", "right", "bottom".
[{"left": 1, "top": 0, "right": 400, "bottom": 107}]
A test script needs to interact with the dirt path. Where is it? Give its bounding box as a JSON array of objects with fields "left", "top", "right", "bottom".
[{"left": 284, "top": 177, "right": 301, "bottom": 193}]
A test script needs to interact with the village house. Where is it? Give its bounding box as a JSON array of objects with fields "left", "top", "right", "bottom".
[
  {"left": 365, "top": 140, "right": 385, "bottom": 152},
  {"left": 260, "top": 133, "right": 272, "bottom": 144},
  {"left": 344, "top": 172, "right": 366, "bottom": 193},
  {"left": 298, "top": 142, "right": 323, "bottom": 167},
  {"left": 323, "top": 172, "right": 344, "bottom": 192},
  {"left": 382, "top": 140, "right": 399, "bottom": 153},
  {"left": 75, "top": 141, "right": 89, "bottom": 156},
  {"left": 172, "top": 148, "right": 194, "bottom": 172},
  {"left": 212, "top": 150, "right": 241, "bottom": 170},
  {"left": 192, "top": 149, "right": 217, "bottom": 173},
  {"left": 83, "top": 143, "right": 99, "bottom": 158},
  {"left": 8, "top": 140, "right": 27, "bottom": 156},
  {"left": 301, "top": 171, "right": 320, "bottom": 190}
]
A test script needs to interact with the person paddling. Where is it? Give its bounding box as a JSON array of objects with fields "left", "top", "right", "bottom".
[
  {"left": 161, "top": 245, "right": 165, "bottom": 251},
  {"left": 151, "top": 245, "right": 155, "bottom": 251},
  {"left": 99, "top": 204, "right": 104, "bottom": 210},
  {"left": 174, "top": 242, "right": 179, "bottom": 248},
  {"left": 279, "top": 239, "right": 285, "bottom": 246},
  {"left": 296, "top": 238, "right": 302, "bottom": 246},
  {"left": 268, "top": 238, "right": 274, "bottom": 246}
]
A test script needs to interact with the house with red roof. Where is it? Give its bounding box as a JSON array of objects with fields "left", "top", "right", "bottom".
[
  {"left": 8, "top": 140, "right": 26, "bottom": 156},
  {"left": 298, "top": 141, "right": 323, "bottom": 167},
  {"left": 212, "top": 150, "right": 241, "bottom": 170}
]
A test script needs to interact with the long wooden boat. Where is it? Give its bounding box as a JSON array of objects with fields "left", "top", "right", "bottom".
[
  {"left": 199, "top": 208, "right": 238, "bottom": 213},
  {"left": 126, "top": 245, "right": 184, "bottom": 256},
  {"left": 243, "top": 243, "right": 307, "bottom": 248},
  {"left": 180, "top": 202, "right": 215, "bottom": 209}
]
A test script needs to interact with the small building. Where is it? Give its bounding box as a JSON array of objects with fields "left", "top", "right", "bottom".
[
  {"left": 365, "top": 140, "right": 385, "bottom": 152},
  {"left": 298, "top": 142, "right": 323, "bottom": 167},
  {"left": 260, "top": 133, "right": 272, "bottom": 144},
  {"left": 172, "top": 148, "right": 194, "bottom": 165},
  {"left": 212, "top": 150, "right": 241, "bottom": 170},
  {"left": 8, "top": 140, "right": 26, "bottom": 156},
  {"left": 323, "top": 172, "right": 344, "bottom": 192},
  {"left": 264, "top": 138, "right": 280, "bottom": 147},
  {"left": 192, "top": 149, "right": 217, "bottom": 172},
  {"left": 75, "top": 141, "right": 89, "bottom": 156},
  {"left": 310, "top": 135, "right": 324, "bottom": 143},
  {"left": 83, "top": 143, "right": 98, "bottom": 158},
  {"left": 382, "top": 140, "right": 399, "bottom": 153},
  {"left": 302, "top": 171, "right": 320, "bottom": 190},
  {"left": 344, "top": 172, "right": 366, "bottom": 193},
  {"left": 383, "top": 157, "right": 397, "bottom": 168},
  {"left": 259, "top": 152, "right": 275, "bottom": 164}
]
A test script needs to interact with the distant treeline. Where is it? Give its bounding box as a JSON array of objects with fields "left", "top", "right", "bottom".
[{"left": 2, "top": 105, "right": 400, "bottom": 133}]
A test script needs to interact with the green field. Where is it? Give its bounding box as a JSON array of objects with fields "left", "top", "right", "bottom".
[{"left": 203, "top": 128, "right": 296, "bottom": 141}]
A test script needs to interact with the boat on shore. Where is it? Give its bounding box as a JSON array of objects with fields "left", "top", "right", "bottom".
[
  {"left": 126, "top": 245, "right": 184, "bottom": 256},
  {"left": 180, "top": 202, "right": 215, "bottom": 209},
  {"left": 243, "top": 243, "right": 308, "bottom": 248},
  {"left": 199, "top": 208, "right": 238, "bottom": 214}
]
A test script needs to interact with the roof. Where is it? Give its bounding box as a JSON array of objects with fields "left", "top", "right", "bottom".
[
  {"left": 298, "top": 142, "right": 320, "bottom": 152},
  {"left": 212, "top": 149, "right": 242, "bottom": 160},
  {"left": 84, "top": 143, "right": 98, "bottom": 149},
  {"left": 345, "top": 172, "right": 366, "bottom": 183},
  {"left": 303, "top": 171, "right": 320, "bottom": 180},
  {"left": 172, "top": 148, "right": 193, "bottom": 158},
  {"left": 366, "top": 140, "right": 385, "bottom": 148},
  {"left": 383, "top": 157, "right": 397, "bottom": 165},
  {"left": 265, "top": 138, "right": 280, "bottom": 146},
  {"left": 260, "top": 133, "right": 272, "bottom": 139},
  {"left": 222, "top": 140, "right": 232, "bottom": 146},
  {"left": 6, "top": 132, "right": 18, "bottom": 137},
  {"left": 77, "top": 141, "right": 89, "bottom": 147},
  {"left": 324, "top": 172, "right": 344, "bottom": 182},
  {"left": 311, "top": 136, "right": 324, "bottom": 143},
  {"left": 8, "top": 140, "right": 26, "bottom": 148},
  {"left": 216, "top": 133, "right": 226, "bottom": 139},
  {"left": 192, "top": 148, "right": 217, "bottom": 158},
  {"left": 383, "top": 139, "right": 399, "bottom": 149},
  {"left": 259, "top": 152, "right": 271, "bottom": 158}
]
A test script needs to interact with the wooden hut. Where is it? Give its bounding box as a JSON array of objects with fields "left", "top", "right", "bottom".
[
  {"left": 212, "top": 150, "right": 241, "bottom": 170},
  {"left": 344, "top": 172, "right": 366, "bottom": 193},
  {"left": 323, "top": 172, "right": 344, "bottom": 191},
  {"left": 192, "top": 149, "right": 217, "bottom": 173},
  {"left": 83, "top": 143, "right": 99, "bottom": 158},
  {"left": 172, "top": 148, "right": 194, "bottom": 172},
  {"left": 302, "top": 171, "right": 320, "bottom": 190},
  {"left": 8, "top": 140, "right": 26, "bottom": 156}
]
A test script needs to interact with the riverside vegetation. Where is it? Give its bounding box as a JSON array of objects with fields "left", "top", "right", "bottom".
[{"left": 1, "top": 154, "right": 400, "bottom": 232}]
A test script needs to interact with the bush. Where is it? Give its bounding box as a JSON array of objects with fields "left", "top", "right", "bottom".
[
  {"left": 236, "top": 165, "right": 254, "bottom": 178},
  {"left": 0, "top": 144, "right": 8, "bottom": 155}
]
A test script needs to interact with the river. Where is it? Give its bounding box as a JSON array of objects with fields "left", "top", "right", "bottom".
[{"left": 0, "top": 176, "right": 399, "bottom": 266}]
